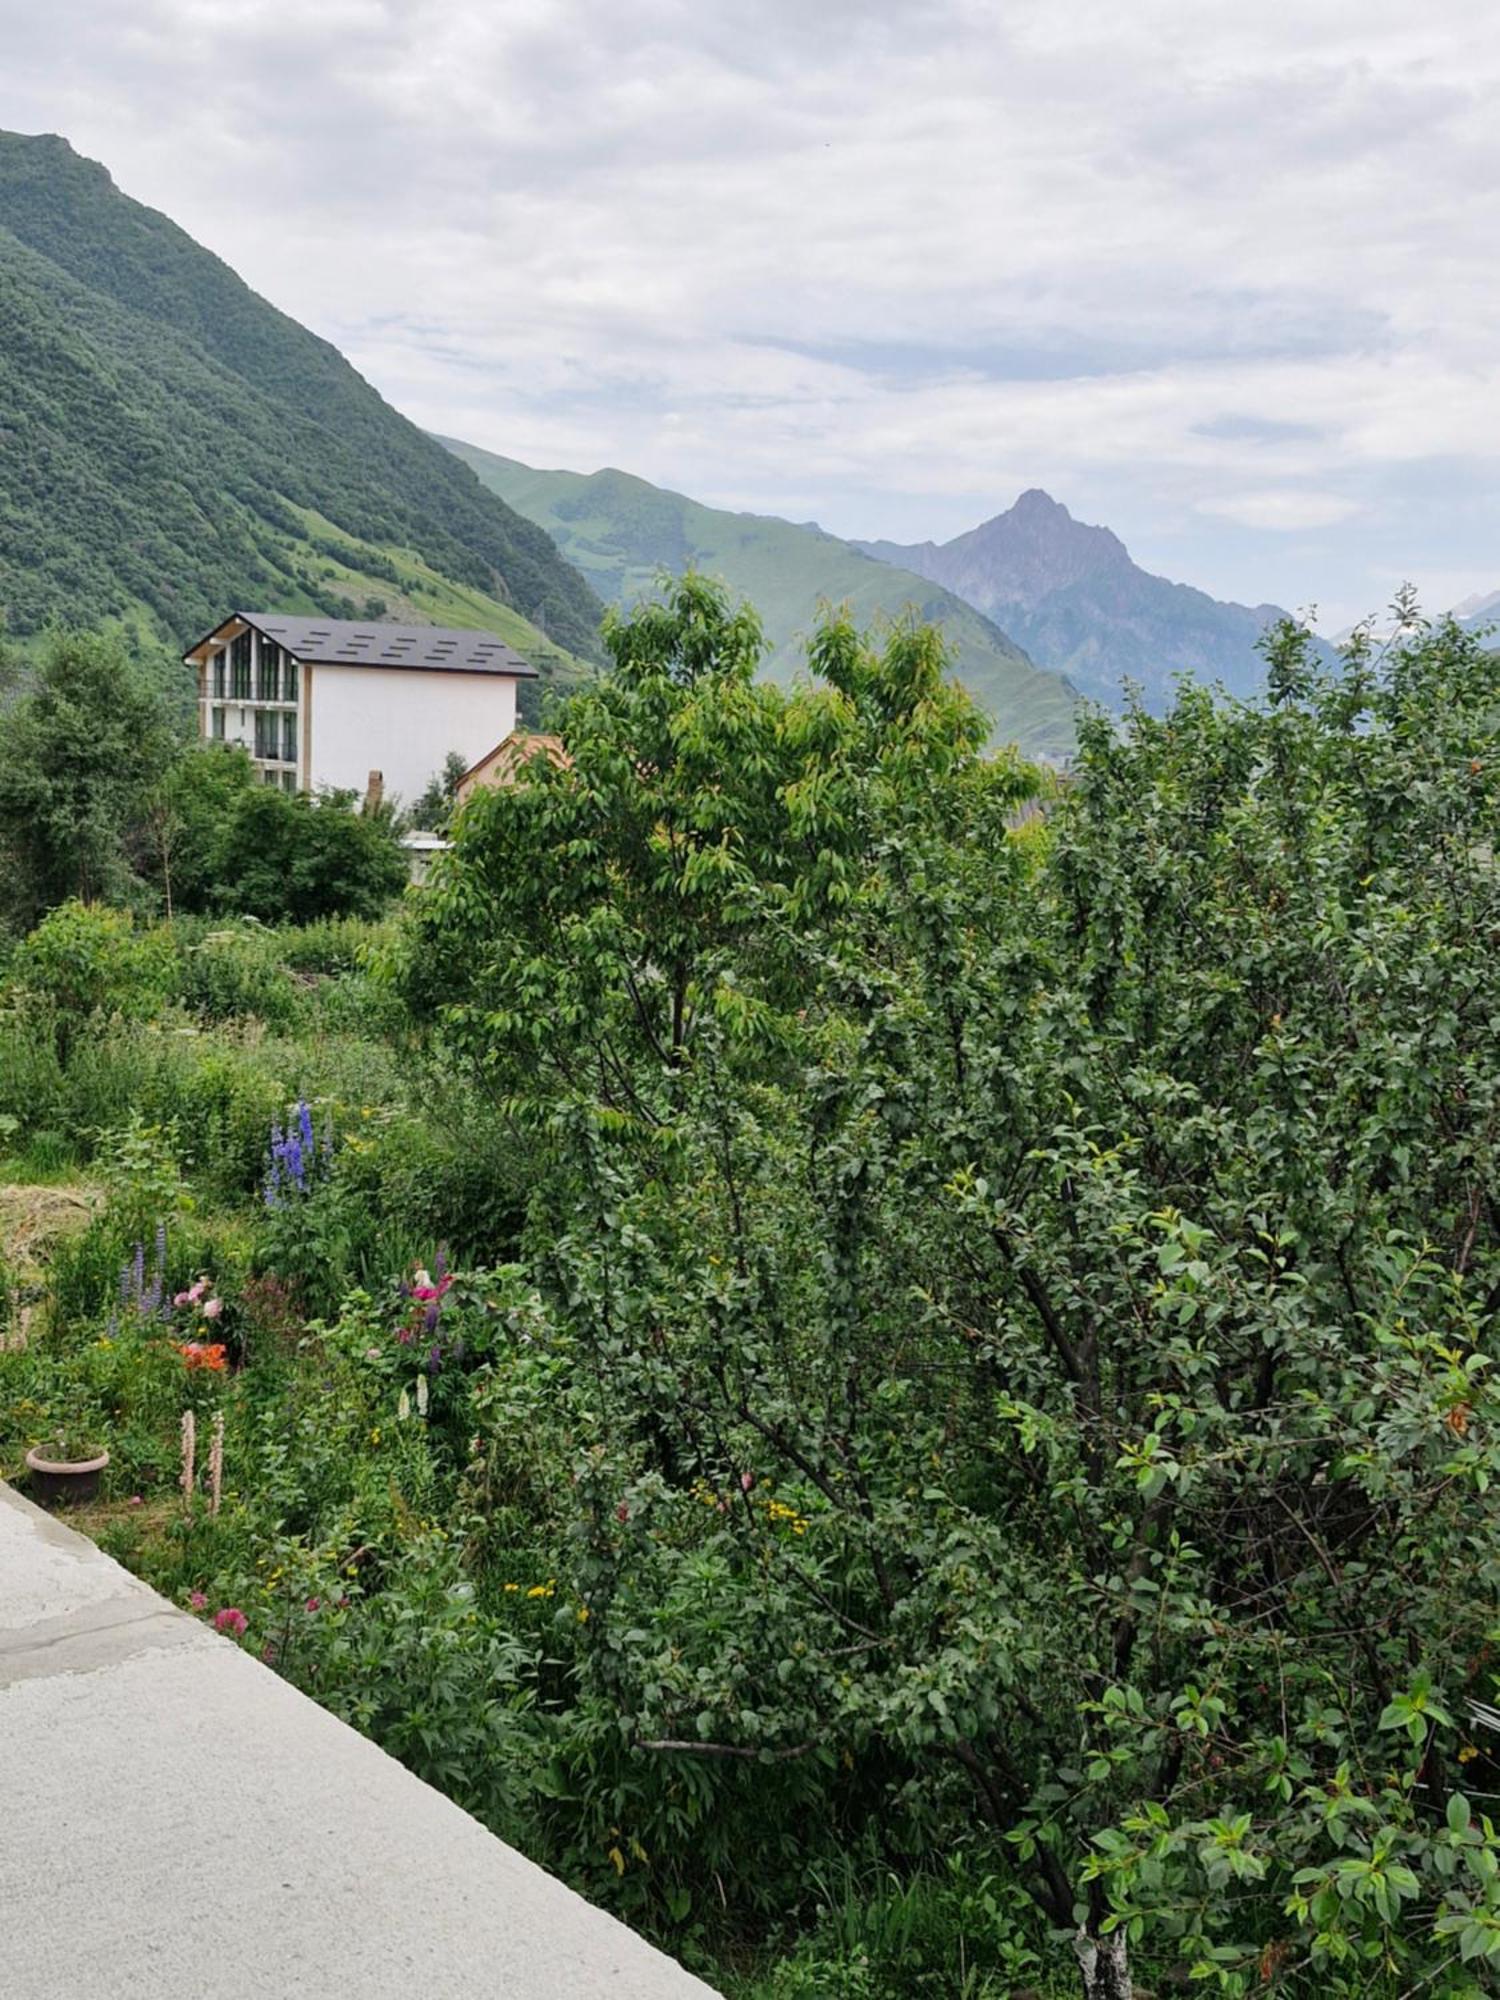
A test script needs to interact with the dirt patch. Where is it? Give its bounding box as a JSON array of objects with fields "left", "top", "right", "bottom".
[
  {"left": 0, "top": 1183, "right": 102, "bottom": 1268},
  {"left": 0, "top": 1183, "right": 103, "bottom": 1349}
]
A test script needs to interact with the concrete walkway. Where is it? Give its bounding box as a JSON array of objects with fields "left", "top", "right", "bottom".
[{"left": 0, "top": 1482, "right": 720, "bottom": 1999}]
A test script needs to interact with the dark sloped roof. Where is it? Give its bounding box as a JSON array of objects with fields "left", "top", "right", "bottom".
[{"left": 185, "top": 613, "right": 537, "bottom": 677}]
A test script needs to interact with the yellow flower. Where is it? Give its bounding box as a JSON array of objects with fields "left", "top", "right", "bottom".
[
  {"left": 1459, "top": 1744, "right": 1480, "bottom": 1764},
  {"left": 526, "top": 1581, "right": 556, "bottom": 1600},
  {"left": 503, "top": 1582, "right": 519, "bottom": 1593},
  {"left": 576, "top": 1607, "right": 591, "bottom": 1623}
]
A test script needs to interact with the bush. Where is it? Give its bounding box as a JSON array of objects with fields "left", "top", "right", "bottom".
[
  {"left": 10, "top": 901, "right": 172, "bottom": 1054},
  {"left": 206, "top": 788, "right": 407, "bottom": 924},
  {"left": 276, "top": 915, "right": 389, "bottom": 977},
  {"left": 169, "top": 926, "right": 302, "bottom": 1029}
]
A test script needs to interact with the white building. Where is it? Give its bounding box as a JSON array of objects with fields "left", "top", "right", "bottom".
[{"left": 183, "top": 613, "right": 537, "bottom": 806}]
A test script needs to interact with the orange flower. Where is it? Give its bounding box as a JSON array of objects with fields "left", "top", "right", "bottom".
[
  {"left": 1446, "top": 1404, "right": 1471, "bottom": 1437},
  {"left": 178, "top": 1341, "right": 228, "bottom": 1373}
]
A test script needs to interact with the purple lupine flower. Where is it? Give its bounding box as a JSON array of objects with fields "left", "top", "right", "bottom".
[
  {"left": 131, "top": 1241, "right": 145, "bottom": 1301},
  {"left": 423, "top": 1299, "right": 441, "bottom": 1336},
  {"left": 264, "top": 1101, "right": 329, "bottom": 1207},
  {"left": 427, "top": 1344, "right": 443, "bottom": 1376}
]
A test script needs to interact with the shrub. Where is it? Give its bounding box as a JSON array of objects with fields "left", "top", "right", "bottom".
[
  {"left": 10, "top": 901, "right": 172, "bottom": 1056},
  {"left": 275, "top": 916, "right": 387, "bottom": 977},
  {"left": 170, "top": 926, "right": 302, "bottom": 1028}
]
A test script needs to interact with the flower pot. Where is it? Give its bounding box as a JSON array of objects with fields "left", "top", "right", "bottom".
[{"left": 25, "top": 1445, "right": 110, "bottom": 1506}]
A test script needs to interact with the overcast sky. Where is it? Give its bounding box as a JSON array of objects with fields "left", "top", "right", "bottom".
[{"left": 2, "top": 0, "right": 1498, "bottom": 630}]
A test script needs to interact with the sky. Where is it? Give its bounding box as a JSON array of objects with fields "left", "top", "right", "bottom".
[{"left": 2, "top": 0, "right": 1498, "bottom": 632}]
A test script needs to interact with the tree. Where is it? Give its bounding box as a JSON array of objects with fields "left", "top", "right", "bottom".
[
  {"left": 409, "top": 750, "right": 468, "bottom": 835},
  {"left": 138, "top": 740, "right": 259, "bottom": 919},
  {"left": 402, "top": 594, "right": 1500, "bottom": 1996},
  {"left": 0, "top": 628, "right": 178, "bottom": 925},
  {"left": 208, "top": 784, "right": 408, "bottom": 924}
]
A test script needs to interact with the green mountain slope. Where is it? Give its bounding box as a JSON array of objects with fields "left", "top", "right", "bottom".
[
  {"left": 442, "top": 440, "right": 1080, "bottom": 759},
  {"left": 0, "top": 132, "right": 603, "bottom": 678}
]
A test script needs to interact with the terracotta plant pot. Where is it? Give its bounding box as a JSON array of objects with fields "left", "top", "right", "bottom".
[{"left": 25, "top": 1445, "right": 110, "bottom": 1506}]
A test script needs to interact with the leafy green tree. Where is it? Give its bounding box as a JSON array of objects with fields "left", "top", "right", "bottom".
[
  {"left": 409, "top": 750, "right": 468, "bottom": 836},
  {"left": 402, "top": 594, "right": 1500, "bottom": 1997},
  {"left": 209, "top": 785, "right": 408, "bottom": 924},
  {"left": 0, "top": 628, "right": 178, "bottom": 924}
]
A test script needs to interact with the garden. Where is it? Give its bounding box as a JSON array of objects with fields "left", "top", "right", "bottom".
[{"left": 4, "top": 583, "right": 1500, "bottom": 1998}]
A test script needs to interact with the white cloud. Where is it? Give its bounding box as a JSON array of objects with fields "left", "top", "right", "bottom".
[
  {"left": 1196, "top": 491, "right": 1365, "bottom": 532},
  {"left": 1, "top": 0, "right": 1498, "bottom": 615}
]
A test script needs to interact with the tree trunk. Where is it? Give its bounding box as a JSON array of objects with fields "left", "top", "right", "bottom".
[{"left": 1074, "top": 1926, "right": 1132, "bottom": 2000}]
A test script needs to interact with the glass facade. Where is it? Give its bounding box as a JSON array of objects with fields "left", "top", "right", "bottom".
[
  {"left": 204, "top": 629, "right": 301, "bottom": 780},
  {"left": 230, "top": 630, "right": 253, "bottom": 700},
  {"left": 256, "top": 641, "right": 281, "bottom": 703}
]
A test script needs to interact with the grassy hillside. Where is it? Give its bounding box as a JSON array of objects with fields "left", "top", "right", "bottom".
[
  {"left": 442, "top": 440, "right": 1080, "bottom": 759},
  {"left": 0, "top": 132, "right": 603, "bottom": 679}
]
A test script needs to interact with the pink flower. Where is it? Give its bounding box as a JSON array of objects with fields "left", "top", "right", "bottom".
[
  {"left": 188, "top": 1279, "right": 207, "bottom": 1303},
  {"left": 189, "top": 1591, "right": 208, "bottom": 1610},
  {"left": 740, "top": 1471, "right": 755, "bottom": 1493},
  {"left": 201, "top": 1297, "right": 223, "bottom": 1321},
  {"left": 305, "top": 1596, "right": 320, "bottom": 1613},
  {"left": 261, "top": 1642, "right": 278, "bottom": 1664},
  {"left": 128, "top": 1494, "right": 143, "bottom": 1507},
  {"left": 173, "top": 1290, "right": 192, "bottom": 1307},
  {"left": 213, "top": 1607, "right": 248, "bottom": 1637}
]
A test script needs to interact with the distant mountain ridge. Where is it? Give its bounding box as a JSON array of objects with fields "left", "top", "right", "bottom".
[
  {"left": 1455, "top": 589, "right": 1500, "bottom": 630},
  {"left": 440, "top": 442, "right": 1081, "bottom": 761},
  {"left": 858, "top": 490, "right": 1309, "bottom": 711},
  {"left": 0, "top": 130, "right": 604, "bottom": 677}
]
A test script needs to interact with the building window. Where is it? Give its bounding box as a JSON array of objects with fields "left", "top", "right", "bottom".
[
  {"left": 282, "top": 713, "right": 297, "bottom": 764},
  {"left": 262, "top": 769, "right": 279, "bottom": 786},
  {"left": 212, "top": 649, "right": 226, "bottom": 699},
  {"left": 254, "top": 711, "right": 280, "bottom": 760},
  {"left": 230, "top": 630, "right": 253, "bottom": 701},
  {"left": 284, "top": 654, "right": 298, "bottom": 700},
  {"left": 257, "top": 640, "right": 282, "bottom": 703},
  {"left": 211, "top": 707, "right": 226, "bottom": 740},
  {"left": 281, "top": 771, "right": 298, "bottom": 794}
]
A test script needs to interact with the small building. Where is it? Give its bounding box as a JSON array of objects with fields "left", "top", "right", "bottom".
[
  {"left": 455, "top": 730, "right": 571, "bottom": 809},
  {"left": 183, "top": 614, "right": 538, "bottom": 806},
  {"left": 399, "top": 829, "right": 451, "bottom": 887}
]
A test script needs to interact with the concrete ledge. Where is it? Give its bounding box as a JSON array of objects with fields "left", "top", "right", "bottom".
[{"left": 0, "top": 1482, "right": 719, "bottom": 1999}]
